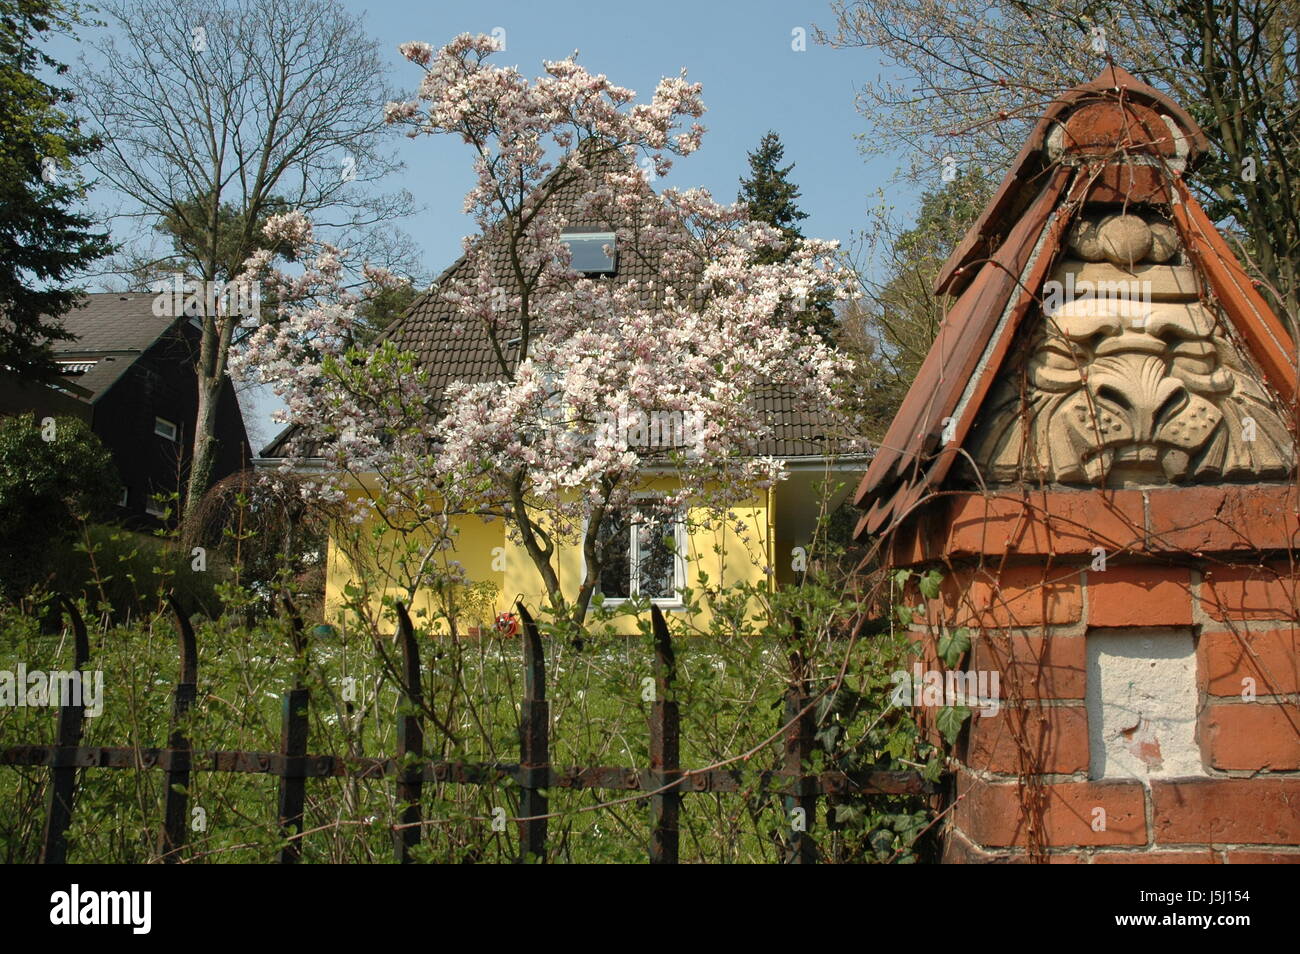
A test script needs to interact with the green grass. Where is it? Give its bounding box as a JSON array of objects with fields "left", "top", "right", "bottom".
[{"left": 0, "top": 592, "right": 934, "bottom": 863}]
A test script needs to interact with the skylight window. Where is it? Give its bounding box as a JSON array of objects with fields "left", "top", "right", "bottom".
[{"left": 561, "top": 230, "right": 617, "bottom": 275}]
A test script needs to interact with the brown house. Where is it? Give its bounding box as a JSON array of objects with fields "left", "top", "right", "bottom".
[{"left": 0, "top": 292, "right": 251, "bottom": 527}]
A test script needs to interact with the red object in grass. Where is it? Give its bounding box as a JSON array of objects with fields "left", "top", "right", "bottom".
[{"left": 495, "top": 612, "right": 519, "bottom": 636}]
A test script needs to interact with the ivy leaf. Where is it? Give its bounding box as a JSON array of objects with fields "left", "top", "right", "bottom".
[
  {"left": 885, "top": 731, "right": 910, "bottom": 760},
  {"left": 922, "top": 757, "right": 944, "bottom": 784},
  {"left": 936, "top": 626, "right": 971, "bottom": 667},
  {"left": 936, "top": 705, "right": 972, "bottom": 745},
  {"left": 834, "top": 803, "right": 862, "bottom": 827},
  {"left": 895, "top": 604, "right": 914, "bottom": 626},
  {"left": 892, "top": 568, "right": 910, "bottom": 589},
  {"left": 814, "top": 724, "right": 841, "bottom": 750},
  {"left": 918, "top": 569, "right": 942, "bottom": 601}
]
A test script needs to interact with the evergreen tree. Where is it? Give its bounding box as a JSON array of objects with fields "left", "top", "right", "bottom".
[
  {"left": 738, "top": 131, "right": 835, "bottom": 339},
  {"left": 738, "top": 130, "right": 809, "bottom": 259},
  {"left": 0, "top": 0, "right": 111, "bottom": 382}
]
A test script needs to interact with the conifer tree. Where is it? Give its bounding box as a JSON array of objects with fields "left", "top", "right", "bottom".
[
  {"left": 738, "top": 131, "right": 834, "bottom": 339},
  {"left": 738, "top": 130, "right": 809, "bottom": 262},
  {"left": 0, "top": 0, "right": 111, "bottom": 381}
]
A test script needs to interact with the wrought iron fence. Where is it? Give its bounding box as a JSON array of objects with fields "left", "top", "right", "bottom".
[{"left": 2, "top": 596, "right": 938, "bottom": 864}]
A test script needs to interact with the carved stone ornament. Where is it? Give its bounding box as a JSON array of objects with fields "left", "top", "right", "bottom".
[{"left": 965, "top": 212, "right": 1296, "bottom": 486}]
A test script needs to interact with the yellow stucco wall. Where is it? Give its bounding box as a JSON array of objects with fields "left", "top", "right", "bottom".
[{"left": 323, "top": 478, "right": 774, "bottom": 635}]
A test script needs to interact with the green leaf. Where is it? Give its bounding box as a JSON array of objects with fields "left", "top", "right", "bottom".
[
  {"left": 918, "top": 569, "right": 942, "bottom": 601},
  {"left": 833, "top": 803, "right": 862, "bottom": 826},
  {"left": 892, "top": 569, "right": 911, "bottom": 589},
  {"left": 895, "top": 604, "right": 913, "bottom": 626},
  {"left": 936, "top": 626, "right": 971, "bottom": 667},
  {"left": 936, "top": 705, "right": 972, "bottom": 745}
]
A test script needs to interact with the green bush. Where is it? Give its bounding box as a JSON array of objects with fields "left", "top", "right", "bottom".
[
  {"left": 45, "top": 523, "right": 226, "bottom": 620},
  {"left": 0, "top": 414, "right": 120, "bottom": 599}
]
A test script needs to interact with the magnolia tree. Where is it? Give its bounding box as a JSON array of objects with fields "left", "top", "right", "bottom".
[{"left": 232, "top": 34, "right": 859, "bottom": 628}]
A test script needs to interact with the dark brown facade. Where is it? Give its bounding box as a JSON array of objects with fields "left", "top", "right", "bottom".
[{"left": 0, "top": 293, "right": 251, "bottom": 528}]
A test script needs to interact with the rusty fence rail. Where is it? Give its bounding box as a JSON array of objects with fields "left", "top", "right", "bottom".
[{"left": 1, "top": 599, "right": 938, "bottom": 864}]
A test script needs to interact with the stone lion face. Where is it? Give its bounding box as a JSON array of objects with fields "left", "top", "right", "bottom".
[
  {"left": 969, "top": 293, "right": 1294, "bottom": 486},
  {"left": 1031, "top": 299, "right": 1229, "bottom": 482}
]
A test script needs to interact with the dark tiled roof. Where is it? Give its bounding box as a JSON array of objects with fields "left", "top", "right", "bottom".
[
  {"left": 262, "top": 150, "right": 853, "bottom": 462},
  {"left": 752, "top": 387, "right": 856, "bottom": 458},
  {"left": 48, "top": 293, "right": 187, "bottom": 401}
]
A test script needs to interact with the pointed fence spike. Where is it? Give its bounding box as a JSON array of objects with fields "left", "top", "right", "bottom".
[
  {"left": 516, "top": 601, "right": 548, "bottom": 862},
  {"left": 393, "top": 600, "right": 424, "bottom": 863}
]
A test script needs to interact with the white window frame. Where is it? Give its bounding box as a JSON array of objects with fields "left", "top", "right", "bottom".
[
  {"left": 560, "top": 229, "right": 617, "bottom": 275},
  {"left": 144, "top": 497, "right": 167, "bottom": 518},
  {"left": 154, "top": 416, "right": 178, "bottom": 442},
  {"left": 585, "top": 498, "right": 688, "bottom": 609},
  {"left": 117, "top": 487, "right": 128, "bottom": 507}
]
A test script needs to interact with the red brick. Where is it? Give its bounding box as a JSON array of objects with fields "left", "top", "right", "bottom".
[
  {"left": 943, "top": 490, "right": 1145, "bottom": 559},
  {"left": 940, "top": 564, "right": 1083, "bottom": 628},
  {"left": 1092, "top": 850, "right": 1220, "bottom": 864},
  {"left": 967, "top": 706, "right": 1089, "bottom": 774},
  {"left": 941, "top": 831, "right": 1082, "bottom": 863},
  {"left": 971, "top": 633, "right": 1087, "bottom": 699},
  {"left": 956, "top": 774, "right": 1147, "bottom": 848},
  {"left": 1152, "top": 779, "right": 1300, "bottom": 844},
  {"left": 1199, "top": 629, "right": 1300, "bottom": 696},
  {"left": 1202, "top": 565, "right": 1300, "bottom": 622},
  {"left": 1147, "top": 485, "right": 1300, "bottom": 553},
  {"left": 1224, "top": 850, "right": 1300, "bottom": 863},
  {"left": 1088, "top": 563, "right": 1193, "bottom": 627},
  {"left": 1200, "top": 703, "right": 1300, "bottom": 770}
]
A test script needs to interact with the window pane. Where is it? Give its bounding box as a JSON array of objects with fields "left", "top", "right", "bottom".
[
  {"left": 562, "top": 232, "right": 616, "bottom": 274},
  {"left": 596, "top": 509, "right": 632, "bottom": 599},
  {"left": 636, "top": 511, "right": 678, "bottom": 599}
]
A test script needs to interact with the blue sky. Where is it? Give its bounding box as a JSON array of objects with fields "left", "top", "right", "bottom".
[
  {"left": 356, "top": 0, "right": 916, "bottom": 276},
  {"left": 52, "top": 0, "right": 920, "bottom": 446}
]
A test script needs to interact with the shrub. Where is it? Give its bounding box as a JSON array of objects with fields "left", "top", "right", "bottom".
[
  {"left": 44, "top": 523, "right": 226, "bottom": 620},
  {"left": 0, "top": 414, "right": 120, "bottom": 599}
]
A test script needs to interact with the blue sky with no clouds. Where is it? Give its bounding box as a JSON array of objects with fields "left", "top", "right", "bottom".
[
  {"left": 49, "top": 0, "right": 921, "bottom": 446},
  {"left": 334, "top": 0, "right": 915, "bottom": 277}
]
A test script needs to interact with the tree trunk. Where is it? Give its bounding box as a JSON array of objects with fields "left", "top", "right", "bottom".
[
  {"left": 183, "top": 373, "right": 224, "bottom": 536},
  {"left": 181, "top": 295, "right": 236, "bottom": 536}
]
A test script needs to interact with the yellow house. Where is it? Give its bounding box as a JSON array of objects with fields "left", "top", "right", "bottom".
[
  {"left": 258, "top": 158, "right": 866, "bottom": 633},
  {"left": 287, "top": 438, "right": 864, "bottom": 635}
]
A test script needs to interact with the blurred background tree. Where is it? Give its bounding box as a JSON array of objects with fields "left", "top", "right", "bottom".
[
  {"left": 839, "top": 168, "right": 994, "bottom": 442},
  {"left": 0, "top": 0, "right": 111, "bottom": 382}
]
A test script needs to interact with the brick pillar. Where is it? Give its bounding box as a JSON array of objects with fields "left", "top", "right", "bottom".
[{"left": 891, "top": 486, "right": 1300, "bottom": 863}]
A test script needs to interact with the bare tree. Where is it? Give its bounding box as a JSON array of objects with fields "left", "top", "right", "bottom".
[
  {"left": 818, "top": 0, "right": 1300, "bottom": 330},
  {"left": 74, "top": 0, "right": 423, "bottom": 526}
]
